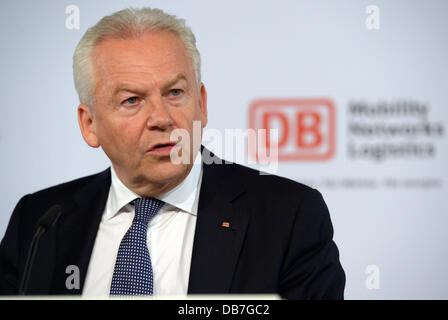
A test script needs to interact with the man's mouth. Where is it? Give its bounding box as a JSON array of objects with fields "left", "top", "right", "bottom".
[{"left": 147, "top": 141, "right": 178, "bottom": 154}]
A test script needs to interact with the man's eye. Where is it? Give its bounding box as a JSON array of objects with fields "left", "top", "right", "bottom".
[
  {"left": 169, "top": 89, "right": 183, "bottom": 97},
  {"left": 123, "top": 97, "right": 138, "bottom": 105}
]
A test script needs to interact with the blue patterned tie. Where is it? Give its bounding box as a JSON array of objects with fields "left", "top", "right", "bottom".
[{"left": 110, "top": 197, "right": 164, "bottom": 296}]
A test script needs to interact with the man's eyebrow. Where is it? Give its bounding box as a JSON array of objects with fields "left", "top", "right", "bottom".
[
  {"left": 161, "top": 73, "right": 188, "bottom": 91},
  {"left": 112, "top": 74, "right": 189, "bottom": 96},
  {"left": 112, "top": 85, "right": 146, "bottom": 96}
]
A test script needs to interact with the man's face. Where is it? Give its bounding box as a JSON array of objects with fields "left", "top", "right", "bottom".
[{"left": 78, "top": 31, "right": 207, "bottom": 196}]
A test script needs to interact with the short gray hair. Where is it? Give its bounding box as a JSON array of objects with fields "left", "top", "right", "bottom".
[{"left": 73, "top": 7, "right": 201, "bottom": 107}]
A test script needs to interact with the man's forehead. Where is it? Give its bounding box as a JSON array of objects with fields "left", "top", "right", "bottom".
[
  {"left": 93, "top": 31, "right": 187, "bottom": 62},
  {"left": 91, "top": 33, "right": 194, "bottom": 91},
  {"left": 112, "top": 73, "right": 189, "bottom": 93}
]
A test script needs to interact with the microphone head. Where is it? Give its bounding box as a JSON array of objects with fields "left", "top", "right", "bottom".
[{"left": 37, "top": 205, "right": 62, "bottom": 231}]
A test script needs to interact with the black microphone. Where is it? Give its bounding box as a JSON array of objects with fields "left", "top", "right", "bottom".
[{"left": 19, "top": 204, "right": 62, "bottom": 295}]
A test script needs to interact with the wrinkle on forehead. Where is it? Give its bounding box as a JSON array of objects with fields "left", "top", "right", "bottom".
[{"left": 90, "top": 31, "right": 194, "bottom": 100}]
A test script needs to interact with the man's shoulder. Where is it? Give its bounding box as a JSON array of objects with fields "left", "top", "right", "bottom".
[
  {"left": 7, "top": 168, "right": 110, "bottom": 234},
  {"left": 201, "top": 147, "right": 313, "bottom": 197},
  {"left": 211, "top": 161, "right": 330, "bottom": 236},
  {"left": 208, "top": 160, "right": 319, "bottom": 209},
  {"left": 25, "top": 168, "right": 111, "bottom": 205},
  {"left": 224, "top": 161, "right": 314, "bottom": 195}
]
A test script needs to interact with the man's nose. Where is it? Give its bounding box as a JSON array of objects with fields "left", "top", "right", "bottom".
[{"left": 145, "top": 96, "right": 174, "bottom": 131}]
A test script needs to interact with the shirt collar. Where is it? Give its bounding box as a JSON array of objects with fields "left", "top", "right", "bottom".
[{"left": 105, "top": 158, "right": 203, "bottom": 220}]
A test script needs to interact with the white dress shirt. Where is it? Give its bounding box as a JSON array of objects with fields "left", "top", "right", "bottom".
[{"left": 82, "top": 160, "right": 203, "bottom": 297}]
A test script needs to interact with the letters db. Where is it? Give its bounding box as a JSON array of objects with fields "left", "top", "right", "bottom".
[{"left": 249, "top": 99, "right": 335, "bottom": 161}]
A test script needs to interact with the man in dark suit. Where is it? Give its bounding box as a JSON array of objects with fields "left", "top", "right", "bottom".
[{"left": 0, "top": 7, "right": 345, "bottom": 299}]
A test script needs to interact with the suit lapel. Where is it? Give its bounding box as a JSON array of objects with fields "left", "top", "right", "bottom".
[
  {"left": 188, "top": 150, "right": 250, "bottom": 294},
  {"left": 50, "top": 168, "right": 111, "bottom": 294}
]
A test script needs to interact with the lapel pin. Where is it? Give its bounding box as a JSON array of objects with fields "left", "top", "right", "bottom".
[{"left": 221, "top": 221, "right": 230, "bottom": 228}]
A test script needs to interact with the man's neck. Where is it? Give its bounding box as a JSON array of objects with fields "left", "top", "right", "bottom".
[{"left": 113, "top": 165, "right": 194, "bottom": 198}]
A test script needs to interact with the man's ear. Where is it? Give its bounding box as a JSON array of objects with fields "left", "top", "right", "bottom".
[
  {"left": 78, "top": 104, "right": 100, "bottom": 148},
  {"left": 199, "top": 83, "right": 208, "bottom": 128}
]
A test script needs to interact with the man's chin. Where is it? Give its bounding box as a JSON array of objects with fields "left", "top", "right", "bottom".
[{"left": 141, "top": 162, "right": 190, "bottom": 189}]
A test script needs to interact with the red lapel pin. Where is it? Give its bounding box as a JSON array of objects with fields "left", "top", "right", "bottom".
[{"left": 221, "top": 221, "right": 230, "bottom": 228}]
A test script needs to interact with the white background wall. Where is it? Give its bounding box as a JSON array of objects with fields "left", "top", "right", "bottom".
[{"left": 0, "top": 0, "right": 447, "bottom": 299}]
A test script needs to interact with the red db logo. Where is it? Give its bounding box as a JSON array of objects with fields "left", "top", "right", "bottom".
[{"left": 248, "top": 99, "right": 335, "bottom": 161}]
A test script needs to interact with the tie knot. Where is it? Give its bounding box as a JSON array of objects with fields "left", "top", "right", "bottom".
[{"left": 133, "top": 197, "right": 164, "bottom": 225}]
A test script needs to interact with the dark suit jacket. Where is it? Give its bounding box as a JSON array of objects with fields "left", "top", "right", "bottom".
[{"left": 0, "top": 148, "right": 345, "bottom": 299}]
